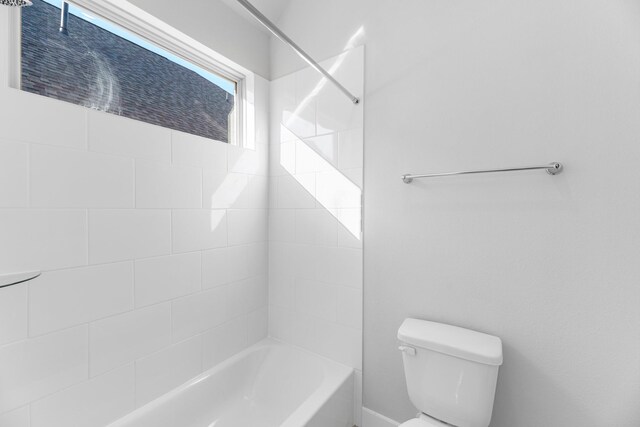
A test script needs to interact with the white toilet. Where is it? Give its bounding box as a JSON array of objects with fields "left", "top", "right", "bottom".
[{"left": 397, "top": 318, "right": 503, "bottom": 427}]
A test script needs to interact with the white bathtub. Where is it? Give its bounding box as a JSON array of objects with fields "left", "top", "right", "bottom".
[{"left": 108, "top": 339, "right": 354, "bottom": 427}]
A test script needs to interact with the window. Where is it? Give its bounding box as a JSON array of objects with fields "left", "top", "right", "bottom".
[{"left": 18, "top": 0, "right": 247, "bottom": 144}]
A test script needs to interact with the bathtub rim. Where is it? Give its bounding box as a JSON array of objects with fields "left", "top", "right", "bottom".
[{"left": 107, "top": 337, "right": 354, "bottom": 427}]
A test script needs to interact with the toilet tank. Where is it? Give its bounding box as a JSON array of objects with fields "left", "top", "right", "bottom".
[{"left": 398, "top": 319, "right": 503, "bottom": 427}]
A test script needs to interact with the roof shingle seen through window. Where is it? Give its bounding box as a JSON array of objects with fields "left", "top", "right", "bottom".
[{"left": 22, "top": 0, "right": 235, "bottom": 143}]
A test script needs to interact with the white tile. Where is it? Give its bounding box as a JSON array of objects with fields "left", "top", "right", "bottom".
[
  {"left": 30, "top": 365, "right": 134, "bottom": 427},
  {"left": 0, "top": 326, "right": 88, "bottom": 413},
  {"left": 269, "top": 272, "right": 294, "bottom": 309},
  {"left": 338, "top": 128, "right": 363, "bottom": 170},
  {"left": 223, "top": 280, "right": 249, "bottom": 320},
  {"left": 268, "top": 305, "right": 294, "bottom": 343},
  {"left": 269, "top": 209, "right": 295, "bottom": 243},
  {"left": 227, "top": 209, "right": 267, "bottom": 246},
  {"left": 226, "top": 245, "right": 250, "bottom": 283},
  {"left": 134, "top": 253, "right": 201, "bottom": 308},
  {"left": 277, "top": 174, "right": 317, "bottom": 209},
  {"left": 30, "top": 145, "right": 134, "bottom": 208},
  {"left": 293, "top": 313, "right": 362, "bottom": 369},
  {"left": 342, "top": 167, "right": 363, "bottom": 190},
  {"left": 295, "top": 209, "right": 338, "bottom": 246},
  {"left": 202, "top": 171, "right": 244, "bottom": 209},
  {"left": 316, "top": 170, "right": 362, "bottom": 209},
  {"left": 171, "top": 298, "right": 202, "bottom": 344},
  {"left": 245, "top": 276, "right": 268, "bottom": 313},
  {"left": 248, "top": 307, "right": 268, "bottom": 345},
  {"left": 292, "top": 244, "right": 319, "bottom": 280},
  {"left": 295, "top": 279, "right": 337, "bottom": 322},
  {"left": 337, "top": 208, "right": 362, "bottom": 249},
  {"left": 88, "top": 210, "right": 171, "bottom": 264},
  {"left": 89, "top": 304, "right": 171, "bottom": 377},
  {"left": 228, "top": 145, "right": 266, "bottom": 176},
  {"left": 285, "top": 67, "right": 317, "bottom": 139},
  {"left": 336, "top": 287, "right": 363, "bottom": 330},
  {"left": 254, "top": 76, "right": 270, "bottom": 147},
  {"left": 0, "top": 140, "right": 28, "bottom": 207},
  {"left": 269, "top": 141, "right": 295, "bottom": 177},
  {"left": 0, "top": 209, "right": 87, "bottom": 271},
  {"left": 202, "top": 316, "right": 248, "bottom": 369},
  {"left": 0, "top": 89, "right": 86, "bottom": 149},
  {"left": 277, "top": 243, "right": 301, "bottom": 280},
  {"left": 269, "top": 179, "right": 278, "bottom": 209},
  {"left": 202, "top": 247, "right": 230, "bottom": 289},
  {"left": 0, "top": 406, "right": 29, "bottom": 427},
  {"left": 29, "top": 263, "right": 134, "bottom": 337},
  {"left": 283, "top": 104, "right": 316, "bottom": 140},
  {"left": 278, "top": 124, "right": 299, "bottom": 144},
  {"left": 270, "top": 75, "right": 295, "bottom": 129},
  {"left": 171, "top": 210, "right": 227, "bottom": 253},
  {"left": 135, "top": 161, "right": 201, "bottom": 209},
  {"left": 316, "top": 92, "right": 362, "bottom": 135},
  {"left": 280, "top": 140, "right": 296, "bottom": 174},
  {"left": 171, "top": 131, "right": 227, "bottom": 170},
  {"left": 242, "top": 175, "right": 269, "bottom": 209},
  {"left": 203, "top": 173, "right": 267, "bottom": 210},
  {"left": 171, "top": 287, "right": 228, "bottom": 343},
  {"left": 317, "top": 247, "right": 363, "bottom": 288},
  {"left": 88, "top": 110, "right": 171, "bottom": 163},
  {"left": 0, "top": 284, "right": 27, "bottom": 346},
  {"left": 294, "top": 139, "right": 318, "bottom": 175},
  {"left": 291, "top": 311, "right": 321, "bottom": 352},
  {"left": 297, "top": 134, "right": 339, "bottom": 173},
  {"left": 316, "top": 320, "right": 362, "bottom": 370},
  {"left": 246, "top": 243, "right": 268, "bottom": 277},
  {"left": 135, "top": 336, "right": 202, "bottom": 407},
  {"left": 316, "top": 48, "right": 364, "bottom": 135}
]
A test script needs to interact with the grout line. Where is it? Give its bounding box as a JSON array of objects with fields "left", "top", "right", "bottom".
[
  {"left": 132, "top": 159, "right": 137, "bottom": 208},
  {"left": 131, "top": 260, "right": 136, "bottom": 315},
  {"left": 85, "top": 209, "right": 90, "bottom": 265},
  {"left": 86, "top": 324, "right": 90, "bottom": 380},
  {"left": 169, "top": 209, "right": 173, "bottom": 255},
  {"left": 84, "top": 109, "right": 89, "bottom": 150},
  {"left": 26, "top": 142, "right": 31, "bottom": 208}
]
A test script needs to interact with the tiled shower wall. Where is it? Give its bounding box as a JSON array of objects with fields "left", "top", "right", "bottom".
[
  {"left": 268, "top": 46, "right": 364, "bottom": 422},
  {"left": 0, "top": 77, "right": 269, "bottom": 426}
]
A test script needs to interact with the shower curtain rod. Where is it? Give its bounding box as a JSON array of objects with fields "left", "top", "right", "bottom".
[{"left": 234, "top": 0, "right": 360, "bottom": 105}]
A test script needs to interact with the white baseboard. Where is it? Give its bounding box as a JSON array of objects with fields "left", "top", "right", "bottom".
[{"left": 362, "top": 407, "right": 400, "bottom": 427}]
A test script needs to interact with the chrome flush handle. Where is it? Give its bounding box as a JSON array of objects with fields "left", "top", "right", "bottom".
[{"left": 398, "top": 345, "right": 416, "bottom": 356}]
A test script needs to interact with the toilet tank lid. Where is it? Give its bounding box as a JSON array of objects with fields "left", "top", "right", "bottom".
[{"left": 398, "top": 318, "right": 503, "bottom": 366}]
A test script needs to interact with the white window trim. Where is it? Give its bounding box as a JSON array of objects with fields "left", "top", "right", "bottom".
[{"left": 8, "top": 0, "right": 256, "bottom": 149}]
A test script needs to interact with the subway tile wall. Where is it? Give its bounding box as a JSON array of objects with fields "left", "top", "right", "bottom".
[
  {"left": 268, "top": 46, "right": 364, "bottom": 425},
  {"left": 0, "top": 73, "right": 269, "bottom": 426}
]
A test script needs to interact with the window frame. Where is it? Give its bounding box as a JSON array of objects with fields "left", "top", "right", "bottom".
[{"left": 8, "top": 0, "right": 256, "bottom": 148}]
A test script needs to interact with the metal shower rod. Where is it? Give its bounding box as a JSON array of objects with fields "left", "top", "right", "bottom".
[{"left": 234, "top": 0, "right": 360, "bottom": 105}]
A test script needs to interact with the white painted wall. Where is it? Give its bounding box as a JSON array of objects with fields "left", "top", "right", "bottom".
[
  {"left": 268, "top": 46, "right": 364, "bottom": 425},
  {"left": 272, "top": 1, "right": 640, "bottom": 426},
  {"left": 129, "top": 0, "right": 271, "bottom": 78},
  {"left": 0, "top": 5, "right": 269, "bottom": 425}
]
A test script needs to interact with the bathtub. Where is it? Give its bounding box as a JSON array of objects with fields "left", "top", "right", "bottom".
[{"left": 108, "top": 339, "right": 354, "bottom": 427}]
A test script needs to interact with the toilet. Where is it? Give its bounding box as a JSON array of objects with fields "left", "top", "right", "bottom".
[{"left": 397, "top": 318, "right": 503, "bottom": 427}]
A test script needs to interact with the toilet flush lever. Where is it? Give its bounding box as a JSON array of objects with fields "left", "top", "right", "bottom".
[{"left": 398, "top": 345, "right": 416, "bottom": 356}]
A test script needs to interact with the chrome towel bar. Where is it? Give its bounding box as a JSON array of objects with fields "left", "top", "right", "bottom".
[{"left": 402, "top": 162, "right": 563, "bottom": 184}]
